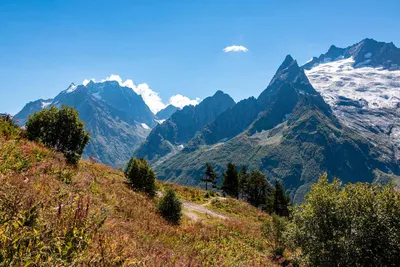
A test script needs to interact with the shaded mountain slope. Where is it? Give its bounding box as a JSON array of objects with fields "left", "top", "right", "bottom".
[
  {"left": 154, "top": 56, "right": 399, "bottom": 203},
  {"left": 156, "top": 105, "right": 179, "bottom": 120},
  {"left": 134, "top": 90, "right": 236, "bottom": 161}
]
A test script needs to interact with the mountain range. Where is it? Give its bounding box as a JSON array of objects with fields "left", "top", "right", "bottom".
[
  {"left": 15, "top": 38, "right": 400, "bottom": 202},
  {"left": 133, "top": 38, "right": 400, "bottom": 203},
  {"left": 14, "top": 81, "right": 177, "bottom": 167}
]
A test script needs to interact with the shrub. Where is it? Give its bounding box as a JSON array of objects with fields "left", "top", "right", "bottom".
[
  {"left": 157, "top": 188, "right": 182, "bottom": 224},
  {"left": 0, "top": 115, "right": 21, "bottom": 139},
  {"left": 125, "top": 157, "right": 156, "bottom": 197},
  {"left": 286, "top": 174, "right": 400, "bottom": 266},
  {"left": 262, "top": 214, "right": 287, "bottom": 257},
  {"left": 25, "top": 105, "right": 90, "bottom": 164}
]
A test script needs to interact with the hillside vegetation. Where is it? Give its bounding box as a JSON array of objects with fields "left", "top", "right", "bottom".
[{"left": 0, "top": 117, "right": 278, "bottom": 266}]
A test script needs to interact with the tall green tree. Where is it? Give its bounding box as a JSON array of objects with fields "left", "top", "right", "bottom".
[
  {"left": 125, "top": 157, "right": 156, "bottom": 197},
  {"left": 246, "top": 170, "right": 272, "bottom": 208},
  {"left": 25, "top": 105, "right": 90, "bottom": 164},
  {"left": 201, "top": 163, "right": 218, "bottom": 190},
  {"left": 287, "top": 174, "right": 400, "bottom": 266},
  {"left": 238, "top": 166, "right": 249, "bottom": 200},
  {"left": 265, "top": 180, "right": 290, "bottom": 216},
  {"left": 221, "top": 163, "right": 239, "bottom": 198}
]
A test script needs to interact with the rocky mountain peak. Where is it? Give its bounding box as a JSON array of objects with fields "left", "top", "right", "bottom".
[{"left": 303, "top": 38, "right": 400, "bottom": 70}]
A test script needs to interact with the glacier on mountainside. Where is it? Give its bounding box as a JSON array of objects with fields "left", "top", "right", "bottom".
[{"left": 305, "top": 57, "right": 400, "bottom": 162}]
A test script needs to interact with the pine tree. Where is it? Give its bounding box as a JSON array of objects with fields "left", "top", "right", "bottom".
[
  {"left": 265, "top": 180, "right": 290, "bottom": 216},
  {"left": 273, "top": 180, "right": 290, "bottom": 216},
  {"left": 201, "top": 163, "right": 218, "bottom": 190},
  {"left": 239, "top": 166, "right": 249, "bottom": 200},
  {"left": 221, "top": 163, "right": 239, "bottom": 198},
  {"left": 158, "top": 188, "right": 182, "bottom": 224},
  {"left": 125, "top": 157, "right": 156, "bottom": 197},
  {"left": 246, "top": 170, "right": 273, "bottom": 208}
]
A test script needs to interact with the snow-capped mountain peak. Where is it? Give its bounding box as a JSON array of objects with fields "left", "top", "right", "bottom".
[
  {"left": 304, "top": 39, "right": 400, "bottom": 162},
  {"left": 304, "top": 38, "right": 400, "bottom": 71}
]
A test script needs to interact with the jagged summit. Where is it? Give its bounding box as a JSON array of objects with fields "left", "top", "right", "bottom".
[
  {"left": 258, "top": 55, "right": 317, "bottom": 108},
  {"left": 303, "top": 38, "right": 400, "bottom": 70},
  {"left": 276, "top": 54, "right": 295, "bottom": 72}
]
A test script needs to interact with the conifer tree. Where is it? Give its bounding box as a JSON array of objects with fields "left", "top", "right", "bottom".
[
  {"left": 273, "top": 180, "right": 290, "bottom": 216},
  {"left": 246, "top": 170, "right": 272, "bottom": 208},
  {"left": 221, "top": 163, "right": 239, "bottom": 198},
  {"left": 201, "top": 163, "right": 218, "bottom": 190},
  {"left": 239, "top": 165, "right": 249, "bottom": 200},
  {"left": 265, "top": 179, "right": 290, "bottom": 216},
  {"left": 158, "top": 188, "right": 182, "bottom": 224},
  {"left": 125, "top": 157, "right": 156, "bottom": 197}
]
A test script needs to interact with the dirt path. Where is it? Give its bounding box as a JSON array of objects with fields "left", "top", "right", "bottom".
[
  {"left": 157, "top": 191, "right": 231, "bottom": 221},
  {"left": 181, "top": 199, "right": 230, "bottom": 221}
]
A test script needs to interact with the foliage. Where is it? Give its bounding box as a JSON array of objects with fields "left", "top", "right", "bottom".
[
  {"left": 221, "top": 162, "right": 239, "bottom": 198},
  {"left": 0, "top": 125, "right": 276, "bottom": 266},
  {"left": 262, "top": 214, "right": 287, "bottom": 257},
  {"left": 25, "top": 105, "right": 90, "bottom": 164},
  {"left": 238, "top": 165, "right": 249, "bottom": 199},
  {"left": 287, "top": 174, "right": 400, "bottom": 266},
  {"left": 0, "top": 115, "right": 21, "bottom": 139},
  {"left": 265, "top": 180, "right": 290, "bottom": 216},
  {"left": 157, "top": 188, "right": 182, "bottom": 224},
  {"left": 245, "top": 170, "right": 273, "bottom": 208},
  {"left": 0, "top": 177, "right": 104, "bottom": 266},
  {"left": 125, "top": 157, "right": 156, "bottom": 197},
  {"left": 201, "top": 163, "right": 218, "bottom": 190}
]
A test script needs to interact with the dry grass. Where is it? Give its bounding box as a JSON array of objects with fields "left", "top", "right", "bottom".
[{"left": 0, "top": 125, "right": 278, "bottom": 266}]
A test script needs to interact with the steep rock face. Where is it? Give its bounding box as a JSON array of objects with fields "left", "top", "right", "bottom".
[
  {"left": 14, "top": 81, "right": 155, "bottom": 167},
  {"left": 187, "top": 55, "right": 315, "bottom": 150},
  {"left": 134, "top": 91, "right": 236, "bottom": 161},
  {"left": 154, "top": 55, "right": 399, "bottom": 203}
]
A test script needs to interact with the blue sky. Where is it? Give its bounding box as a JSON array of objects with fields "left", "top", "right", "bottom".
[{"left": 1, "top": 0, "right": 400, "bottom": 114}]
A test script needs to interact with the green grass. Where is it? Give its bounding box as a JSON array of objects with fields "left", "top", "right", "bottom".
[{"left": 0, "top": 119, "right": 279, "bottom": 266}]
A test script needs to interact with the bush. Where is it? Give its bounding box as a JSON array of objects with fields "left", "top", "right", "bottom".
[
  {"left": 286, "top": 174, "right": 400, "bottom": 266},
  {"left": 0, "top": 114, "right": 21, "bottom": 139},
  {"left": 125, "top": 157, "right": 156, "bottom": 197},
  {"left": 25, "top": 105, "right": 90, "bottom": 164},
  {"left": 158, "top": 188, "right": 182, "bottom": 224},
  {"left": 262, "top": 214, "right": 287, "bottom": 257}
]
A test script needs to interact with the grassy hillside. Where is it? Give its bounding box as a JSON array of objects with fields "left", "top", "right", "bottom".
[{"left": 0, "top": 118, "right": 279, "bottom": 266}]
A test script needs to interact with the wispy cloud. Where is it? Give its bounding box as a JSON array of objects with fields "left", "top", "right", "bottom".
[
  {"left": 82, "top": 75, "right": 200, "bottom": 114},
  {"left": 223, "top": 45, "right": 248, "bottom": 53}
]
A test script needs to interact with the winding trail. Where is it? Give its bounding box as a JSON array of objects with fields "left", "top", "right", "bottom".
[
  {"left": 181, "top": 199, "right": 230, "bottom": 221},
  {"left": 157, "top": 191, "right": 231, "bottom": 221}
]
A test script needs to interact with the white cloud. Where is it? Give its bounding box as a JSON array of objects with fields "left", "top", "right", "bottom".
[
  {"left": 81, "top": 74, "right": 200, "bottom": 114},
  {"left": 169, "top": 94, "right": 201, "bottom": 109},
  {"left": 223, "top": 45, "right": 248, "bottom": 53}
]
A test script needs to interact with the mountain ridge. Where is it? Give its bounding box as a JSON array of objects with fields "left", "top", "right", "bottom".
[{"left": 152, "top": 52, "right": 399, "bottom": 203}]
